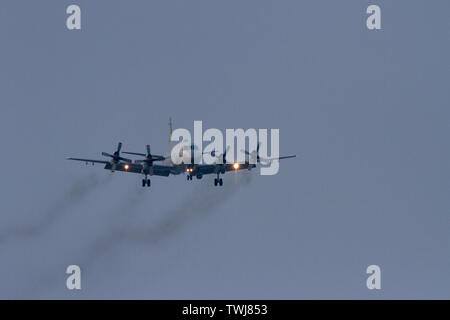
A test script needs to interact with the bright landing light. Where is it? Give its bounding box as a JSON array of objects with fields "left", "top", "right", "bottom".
[
  {"left": 124, "top": 164, "right": 129, "bottom": 170},
  {"left": 233, "top": 162, "right": 239, "bottom": 170}
]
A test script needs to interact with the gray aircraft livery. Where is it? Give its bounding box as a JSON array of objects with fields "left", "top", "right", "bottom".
[{"left": 67, "top": 118, "right": 296, "bottom": 187}]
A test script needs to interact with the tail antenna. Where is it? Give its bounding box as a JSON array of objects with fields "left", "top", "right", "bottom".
[{"left": 168, "top": 116, "right": 173, "bottom": 151}]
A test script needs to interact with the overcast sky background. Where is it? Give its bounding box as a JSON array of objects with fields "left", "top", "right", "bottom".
[{"left": 0, "top": 0, "right": 449, "bottom": 299}]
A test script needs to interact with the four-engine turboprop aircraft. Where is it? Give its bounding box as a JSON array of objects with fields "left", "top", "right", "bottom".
[{"left": 67, "top": 118, "right": 296, "bottom": 187}]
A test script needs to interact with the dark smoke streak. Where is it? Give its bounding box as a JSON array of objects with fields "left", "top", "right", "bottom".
[
  {"left": 15, "top": 183, "right": 145, "bottom": 299},
  {"left": 0, "top": 173, "right": 112, "bottom": 244},
  {"left": 16, "top": 172, "right": 252, "bottom": 298},
  {"left": 81, "top": 172, "right": 253, "bottom": 267}
]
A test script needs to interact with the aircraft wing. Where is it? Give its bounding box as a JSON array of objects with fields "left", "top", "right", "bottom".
[
  {"left": 150, "top": 165, "right": 171, "bottom": 177},
  {"left": 104, "top": 162, "right": 171, "bottom": 177},
  {"left": 265, "top": 155, "right": 297, "bottom": 161},
  {"left": 104, "top": 162, "right": 140, "bottom": 173},
  {"left": 223, "top": 162, "right": 256, "bottom": 172},
  {"left": 168, "top": 164, "right": 217, "bottom": 175},
  {"left": 191, "top": 163, "right": 256, "bottom": 175},
  {"left": 195, "top": 164, "right": 218, "bottom": 175},
  {"left": 67, "top": 157, "right": 110, "bottom": 164}
]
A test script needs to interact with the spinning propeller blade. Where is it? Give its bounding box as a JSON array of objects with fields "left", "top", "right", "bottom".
[
  {"left": 123, "top": 144, "right": 165, "bottom": 164},
  {"left": 102, "top": 142, "right": 131, "bottom": 162}
]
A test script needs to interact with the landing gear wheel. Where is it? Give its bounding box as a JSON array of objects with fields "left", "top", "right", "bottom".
[
  {"left": 214, "top": 178, "right": 218, "bottom": 186},
  {"left": 142, "top": 179, "right": 146, "bottom": 187},
  {"left": 219, "top": 178, "right": 223, "bottom": 186},
  {"left": 146, "top": 179, "right": 151, "bottom": 187}
]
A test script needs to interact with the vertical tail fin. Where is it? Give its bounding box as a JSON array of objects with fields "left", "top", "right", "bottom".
[{"left": 168, "top": 116, "right": 173, "bottom": 152}]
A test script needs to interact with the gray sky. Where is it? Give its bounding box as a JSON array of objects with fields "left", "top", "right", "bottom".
[{"left": 0, "top": 0, "right": 449, "bottom": 299}]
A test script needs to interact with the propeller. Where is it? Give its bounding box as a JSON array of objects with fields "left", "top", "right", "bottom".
[
  {"left": 102, "top": 142, "right": 132, "bottom": 163},
  {"left": 204, "top": 146, "right": 230, "bottom": 164},
  {"left": 241, "top": 142, "right": 271, "bottom": 165},
  {"left": 123, "top": 144, "right": 165, "bottom": 165}
]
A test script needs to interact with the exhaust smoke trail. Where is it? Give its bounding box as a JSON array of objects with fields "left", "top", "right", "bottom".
[
  {"left": 0, "top": 173, "right": 112, "bottom": 243},
  {"left": 129, "top": 171, "right": 253, "bottom": 244},
  {"left": 17, "top": 172, "right": 252, "bottom": 298},
  {"left": 15, "top": 182, "right": 145, "bottom": 299},
  {"left": 81, "top": 172, "right": 253, "bottom": 266}
]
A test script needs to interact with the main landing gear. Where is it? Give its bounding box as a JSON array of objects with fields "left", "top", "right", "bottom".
[
  {"left": 214, "top": 173, "right": 223, "bottom": 186},
  {"left": 142, "top": 176, "right": 151, "bottom": 187}
]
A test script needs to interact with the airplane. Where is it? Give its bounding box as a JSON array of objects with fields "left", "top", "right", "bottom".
[{"left": 67, "top": 118, "right": 296, "bottom": 187}]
